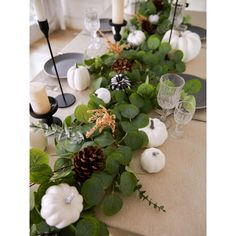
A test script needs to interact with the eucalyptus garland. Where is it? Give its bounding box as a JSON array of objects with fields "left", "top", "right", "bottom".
[{"left": 30, "top": 1, "right": 202, "bottom": 235}]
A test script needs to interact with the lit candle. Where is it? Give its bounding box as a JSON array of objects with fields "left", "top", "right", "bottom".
[
  {"left": 112, "top": 0, "right": 124, "bottom": 24},
  {"left": 33, "top": 0, "right": 47, "bottom": 21},
  {"left": 30, "top": 82, "right": 51, "bottom": 114}
]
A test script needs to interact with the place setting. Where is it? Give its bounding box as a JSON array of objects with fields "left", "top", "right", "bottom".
[{"left": 30, "top": 0, "right": 206, "bottom": 235}]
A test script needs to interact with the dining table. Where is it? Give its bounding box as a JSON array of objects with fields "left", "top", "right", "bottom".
[{"left": 30, "top": 7, "right": 206, "bottom": 236}]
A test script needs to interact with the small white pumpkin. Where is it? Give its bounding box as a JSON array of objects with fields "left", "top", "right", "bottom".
[
  {"left": 95, "top": 88, "right": 111, "bottom": 104},
  {"left": 162, "top": 29, "right": 201, "bottom": 63},
  {"left": 67, "top": 65, "right": 90, "bottom": 91},
  {"left": 30, "top": 128, "right": 47, "bottom": 151},
  {"left": 148, "top": 14, "right": 159, "bottom": 24},
  {"left": 139, "top": 118, "right": 168, "bottom": 148},
  {"left": 140, "top": 148, "right": 165, "bottom": 173},
  {"left": 41, "top": 183, "right": 83, "bottom": 229},
  {"left": 127, "top": 30, "right": 146, "bottom": 46}
]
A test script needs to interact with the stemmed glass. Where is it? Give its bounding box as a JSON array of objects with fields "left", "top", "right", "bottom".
[
  {"left": 157, "top": 73, "right": 185, "bottom": 128},
  {"left": 84, "top": 8, "right": 103, "bottom": 59},
  {"left": 170, "top": 100, "right": 196, "bottom": 139}
]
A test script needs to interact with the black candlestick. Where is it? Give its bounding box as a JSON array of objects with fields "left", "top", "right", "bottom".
[
  {"left": 30, "top": 96, "right": 62, "bottom": 126},
  {"left": 37, "top": 20, "right": 76, "bottom": 108},
  {"left": 169, "top": 0, "right": 179, "bottom": 43},
  {"left": 109, "top": 20, "right": 127, "bottom": 42}
]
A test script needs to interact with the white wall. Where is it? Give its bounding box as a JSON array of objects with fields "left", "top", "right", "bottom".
[{"left": 187, "top": 0, "right": 206, "bottom": 12}]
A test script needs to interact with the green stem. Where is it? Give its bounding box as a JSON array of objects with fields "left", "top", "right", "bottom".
[{"left": 117, "top": 133, "right": 128, "bottom": 144}]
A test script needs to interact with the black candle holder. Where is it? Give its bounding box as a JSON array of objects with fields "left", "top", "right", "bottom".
[
  {"left": 38, "top": 20, "right": 76, "bottom": 108},
  {"left": 30, "top": 96, "right": 62, "bottom": 126},
  {"left": 109, "top": 20, "right": 127, "bottom": 42}
]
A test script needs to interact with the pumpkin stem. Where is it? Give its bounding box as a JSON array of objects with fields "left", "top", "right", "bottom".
[
  {"left": 150, "top": 119, "right": 155, "bottom": 129},
  {"left": 65, "top": 192, "right": 75, "bottom": 204}
]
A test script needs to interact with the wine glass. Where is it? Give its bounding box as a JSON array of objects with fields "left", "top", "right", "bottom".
[
  {"left": 157, "top": 73, "right": 185, "bottom": 127},
  {"left": 170, "top": 100, "right": 196, "bottom": 139},
  {"left": 84, "top": 8, "right": 104, "bottom": 59}
]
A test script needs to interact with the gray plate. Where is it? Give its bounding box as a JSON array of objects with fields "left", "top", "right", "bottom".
[
  {"left": 44, "top": 53, "right": 84, "bottom": 79},
  {"left": 187, "top": 25, "right": 206, "bottom": 40},
  {"left": 100, "top": 18, "right": 112, "bottom": 32},
  {"left": 180, "top": 74, "right": 206, "bottom": 109}
]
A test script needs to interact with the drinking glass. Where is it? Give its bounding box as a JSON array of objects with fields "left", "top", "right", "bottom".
[
  {"left": 157, "top": 73, "right": 185, "bottom": 127},
  {"left": 170, "top": 100, "right": 196, "bottom": 139},
  {"left": 84, "top": 8, "right": 104, "bottom": 59}
]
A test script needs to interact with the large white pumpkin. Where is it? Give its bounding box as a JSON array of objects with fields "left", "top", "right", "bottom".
[
  {"left": 67, "top": 65, "right": 90, "bottom": 91},
  {"left": 139, "top": 118, "right": 168, "bottom": 148},
  {"left": 162, "top": 29, "right": 201, "bottom": 62},
  {"left": 140, "top": 148, "right": 166, "bottom": 173},
  {"left": 41, "top": 183, "right": 83, "bottom": 229},
  {"left": 127, "top": 30, "right": 146, "bottom": 46}
]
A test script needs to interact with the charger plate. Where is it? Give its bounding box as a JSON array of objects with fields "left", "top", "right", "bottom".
[
  {"left": 44, "top": 52, "right": 84, "bottom": 79},
  {"left": 187, "top": 25, "right": 206, "bottom": 40}
]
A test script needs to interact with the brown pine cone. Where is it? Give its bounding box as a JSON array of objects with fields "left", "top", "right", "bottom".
[
  {"left": 111, "top": 58, "right": 132, "bottom": 74},
  {"left": 73, "top": 146, "right": 104, "bottom": 183},
  {"left": 142, "top": 20, "right": 156, "bottom": 34}
]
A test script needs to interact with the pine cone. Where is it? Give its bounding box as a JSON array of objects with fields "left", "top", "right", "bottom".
[
  {"left": 111, "top": 74, "right": 131, "bottom": 90},
  {"left": 153, "top": 0, "right": 164, "bottom": 12},
  {"left": 142, "top": 20, "right": 156, "bottom": 34},
  {"left": 111, "top": 58, "right": 132, "bottom": 74},
  {"left": 73, "top": 146, "right": 104, "bottom": 182}
]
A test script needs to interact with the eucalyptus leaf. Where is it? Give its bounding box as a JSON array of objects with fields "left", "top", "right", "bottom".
[
  {"left": 119, "top": 104, "right": 139, "bottom": 119},
  {"left": 132, "top": 113, "right": 149, "bottom": 128},
  {"left": 105, "top": 155, "right": 120, "bottom": 174},
  {"left": 129, "top": 93, "right": 144, "bottom": 108},
  {"left": 59, "top": 225, "right": 78, "bottom": 236},
  {"left": 101, "top": 194, "right": 123, "bottom": 216},
  {"left": 119, "top": 171, "right": 137, "bottom": 196},
  {"left": 115, "top": 145, "right": 133, "bottom": 165},
  {"left": 74, "top": 105, "right": 92, "bottom": 123},
  {"left": 183, "top": 79, "right": 202, "bottom": 94},
  {"left": 120, "top": 121, "right": 137, "bottom": 133},
  {"left": 159, "top": 42, "right": 172, "bottom": 54},
  {"left": 171, "top": 50, "right": 184, "bottom": 62},
  {"left": 140, "top": 99, "right": 153, "bottom": 113},
  {"left": 123, "top": 131, "right": 144, "bottom": 150},
  {"left": 92, "top": 171, "right": 114, "bottom": 189},
  {"left": 76, "top": 217, "right": 100, "bottom": 236},
  {"left": 81, "top": 177, "right": 105, "bottom": 206},
  {"left": 94, "top": 131, "right": 114, "bottom": 147},
  {"left": 175, "top": 61, "right": 186, "bottom": 72},
  {"left": 147, "top": 35, "right": 160, "bottom": 50}
]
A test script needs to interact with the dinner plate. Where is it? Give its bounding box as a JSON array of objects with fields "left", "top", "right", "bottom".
[
  {"left": 187, "top": 24, "right": 206, "bottom": 40},
  {"left": 100, "top": 18, "right": 112, "bottom": 32},
  {"left": 44, "top": 52, "right": 84, "bottom": 79},
  {"left": 180, "top": 74, "right": 206, "bottom": 109}
]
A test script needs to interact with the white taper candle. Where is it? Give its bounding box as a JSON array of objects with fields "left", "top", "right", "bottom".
[
  {"left": 30, "top": 82, "right": 51, "bottom": 114},
  {"left": 112, "top": 0, "right": 124, "bottom": 24},
  {"left": 33, "top": 0, "right": 47, "bottom": 21}
]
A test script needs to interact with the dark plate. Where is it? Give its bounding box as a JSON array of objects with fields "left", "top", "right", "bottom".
[
  {"left": 187, "top": 24, "right": 206, "bottom": 40},
  {"left": 180, "top": 74, "right": 206, "bottom": 109},
  {"left": 100, "top": 18, "right": 112, "bottom": 32},
  {"left": 44, "top": 53, "right": 84, "bottom": 79}
]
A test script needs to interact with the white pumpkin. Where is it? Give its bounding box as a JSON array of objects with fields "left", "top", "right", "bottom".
[
  {"left": 162, "top": 29, "right": 201, "bottom": 62},
  {"left": 140, "top": 148, "right": 165, "bottom": 173},
  {"left": 30, "top": 128, "right": 47, "bottom": 151},
  {"left": 41, "top": 183, "right": 83, "bottom": 229},
  {"left": 127, "top": 30, "right": 146, "bottom": 46},
  {"left": 148, "top": 14, "right": 159, "bottom": 24},
  {"left": 139, "top": 118, "right": 168, "bottom": 148},
  {"left": 95, "top": 88, "right": 111, "bottom": 104},
  {"left": 67, "top": 65, "right": 90, "bottom": 91}
]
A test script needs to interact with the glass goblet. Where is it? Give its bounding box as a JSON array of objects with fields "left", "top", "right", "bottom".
[
  {"left": 157, "top": 73, "right": 185, "bottom": 128},
  {"left": 170, "top": 100, "right": 196, "bottom": 139}
]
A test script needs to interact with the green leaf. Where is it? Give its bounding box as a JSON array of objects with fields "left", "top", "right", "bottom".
[
  {"left": 119, "top": 171, "right": 137, "bottom": 196},
  {"left": 30, "top": 148, "right": 48, "bottom": 169},
  {"left": 147, "top": 35, "right": 160, "bottom": 50},
  {"left": 175, "top": 61, "right": 186, "bottom": 72},
  {"left": 92, "top": 171, "right": 114, "bottom": 189},
  {"left": 74, "top": 105, "right": 92, "bottom": 123},
  {"left": 94, "top": 131, "right": 114, "bottom": 147},
  {"left": 115, "top": 145, "right": 133, "bottom": 165},
  {"left": 183, "top": 79, "right": 202, "bottom": 94},
  {"left": 81, "top": 177, "right": 105, "bottom": 206},
  {"left": 120, "top": 121, "right": 137, "bottom": 133},
  {"left": 99, "top": 222, "right": 109, "bottom": 236},
  {"left": 137, "top": 83, "right": 155, "bottom": 98},
  {"left": 159, "top": 42, "right": 172, "bottom": 54},
  {"left": 76, "top": 217, "right": 100, "bottom": 236},
  {"left": 63, "top": 139, "right": 82, "bottom": 153},
  {"left": 30, "top": 164, "right": 53, "bottom": 184},
  {"left": 119, "top": 104, "right": 139, "bottom": 119},
  {"left": 129, "top": 93, "right": 144, "bottom": 108},
  {"left": 123, "top": 131, "right": 144, "bottom": 150},
  {"left": 139, "top": 130, "right": 149, "bottom": 148},
  {"left": 101, "top": 194, "right": 123, "bottom": 216},
  {"left": 171, "top": 50, "right": 184, "bottom": 62},
  {"left": 140, "top": 99, "right": 153, "bottom": 113},
  {"left": 112, "top": 90, "right": 128, "bottom": 103},
  {"left": 182, "top": 95, "right": 196, "bottom": 113},
  {"left": 105, "top": 156, "right": 120, "bottom": 174},
  {"left": 59, "top": 225, "right": 77, "bottom": 236},
  {"left": 30, "top": 208, "right": 43, "bottom": 225},
  {"left": 89, "top": 94, "right": 106, "bottom": 107},
  {"left": 132, "top": 113, "right": 149, "bottom": 128}
]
